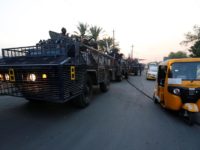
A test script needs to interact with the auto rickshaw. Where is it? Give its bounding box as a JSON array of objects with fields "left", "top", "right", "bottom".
[{"left": 153, "top": 58, "right": 200, "bottom": 124}]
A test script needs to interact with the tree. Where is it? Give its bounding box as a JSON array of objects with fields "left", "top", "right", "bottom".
[
  {"left": 89, "top": 25, "right": 103, "bottom": 41},
  {"left": 180, "top": 25, "right": 200, "bottom": 57},
  {"left": 189, "top": 40, "right": 200, "bottom": 57},
  {"left": 74, "top": 22, "right": 89, "bottom": 38},
  {"left": 181, "top": 25, "right": 200, "bottom": 45},
  {"left": 108, "top": 47, "right": 123, "bottom": 59},
  {"left": 168, "top": 51, "right": 188, "bottom": 59},
  {"left": 98, "top": 37, "right": 113, "bottom": 52}
]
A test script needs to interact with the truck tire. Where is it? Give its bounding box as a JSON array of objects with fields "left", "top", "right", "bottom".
[
  {"left": 135, "top": 72, "right": 138, "bottom": 76},
  {"left": 125, "top": 73, "right": 128, "bottom": 79},
  {"left": 100, "top": 74, "right": 110, "bottom": 92},
  {"left": 26, "top": 98, "right": 46, "bottom": 104},
  {"left": 76, "top": 78, "right": 93, "bottom": 108},
  {"left": 116, "top": 75, "right": 122, "bottom": 82}
]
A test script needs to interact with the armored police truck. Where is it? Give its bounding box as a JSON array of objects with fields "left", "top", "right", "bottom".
[{"left": 0, "top": 30, "right": 112, "bottom": 107}]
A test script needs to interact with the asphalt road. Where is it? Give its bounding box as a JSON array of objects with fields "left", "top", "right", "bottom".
[{"left": 0, "top": 73, "right": 200, "bottom": 150}]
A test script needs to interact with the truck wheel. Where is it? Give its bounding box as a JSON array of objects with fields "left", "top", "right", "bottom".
[
  {"left": 26, "top": 98, "right": 45, "bottom": 104},
  {"left": 76, "top": 78, "right": 92, "bottom": 108},
  {"left": 117, "top": 75, "right": 122, "bottom": 82},
  {"left": 125, "top": 73, "right": 128, "bottom": 79},
  {"left": 100, "top": 74, "right": 110, "bottom": 92}
]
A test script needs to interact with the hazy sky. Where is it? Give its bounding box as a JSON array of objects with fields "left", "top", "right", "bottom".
[{"left": 0, "top": 0, "right": 200, "bottom": 63}]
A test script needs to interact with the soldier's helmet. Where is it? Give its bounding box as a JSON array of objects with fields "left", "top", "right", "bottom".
[{"left": 61, "top": 27, "right": 66, "bottom": 35}]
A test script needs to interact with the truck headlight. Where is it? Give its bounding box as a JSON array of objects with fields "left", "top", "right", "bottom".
[
  {"left": 28, "top": 73, "right": 36, "bottom": 81},
  {"left": 5, "top": 74, "right": 9, "bottom": 81},
  {"left": 173, "top": 88, "right": 180, "bottom": 95},
  {"left": 0, "top": 74, "right": 3, "bottom": 81}
]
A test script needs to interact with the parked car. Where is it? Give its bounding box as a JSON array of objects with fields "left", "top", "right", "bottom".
[{"left": 146, "top": 66, "right": 158, "bottom": 80}]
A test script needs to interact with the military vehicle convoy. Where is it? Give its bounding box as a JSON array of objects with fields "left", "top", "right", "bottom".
[
  {"left": 108, "top": 48, "right": 129, "bottom": 81},
  {"left": 128, "top": 58, "right": 141, "bottom": 76},
  {"left": 0, "top": 30, "right": 128, "bottom": 107}
]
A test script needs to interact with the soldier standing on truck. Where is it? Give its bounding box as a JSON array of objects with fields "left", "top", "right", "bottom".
[{"left": 61, "top": 27, "right": 69, "bottom": 38}]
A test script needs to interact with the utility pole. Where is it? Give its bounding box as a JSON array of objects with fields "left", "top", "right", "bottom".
[
  {"left": 131, "top": 44, "right": 134, "bottom": 59},
  {"left": 113, "top": 29, "right": 115, "bottom": 48}
]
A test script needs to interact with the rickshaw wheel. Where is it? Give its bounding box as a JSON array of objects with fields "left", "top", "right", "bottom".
[
  {"left": 186, "top": 112, "right": 194, "bottom": 126},
  {"left": 153, "top": 95, "right": 158, "bottom": 104},
  {"left": 160, "top": 101, "right": 166, "bottom": 108},
  {"left": 181, "top": 110, "right": 195, "bottom": 126}
]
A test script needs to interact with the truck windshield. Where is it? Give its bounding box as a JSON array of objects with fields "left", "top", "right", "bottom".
[{"left": 170, "top": 62, "right": 200, "bottom": 80}]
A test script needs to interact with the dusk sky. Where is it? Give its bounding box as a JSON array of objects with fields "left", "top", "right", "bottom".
[{"left": 0, "top": 0, "right": 200, "bottom": 63}]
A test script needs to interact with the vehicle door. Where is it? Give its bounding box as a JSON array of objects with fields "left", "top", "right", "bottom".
[{"left": 157, "top": 65, "right": 167, "bottom": 103}]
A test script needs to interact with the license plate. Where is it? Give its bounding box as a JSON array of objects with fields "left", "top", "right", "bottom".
[{"left": 189, "top": 88, "right": 195, "bottom": 95}]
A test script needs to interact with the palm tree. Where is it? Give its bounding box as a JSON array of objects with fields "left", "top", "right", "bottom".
[
  {"left": 109, "top": 47, "right": 121, "bottom": 58},
  {"left": 74, "top": 22, "right": 89, "bottom": 39},
  {"left": 98, "top": 37, "right": 113, "bottom": 52},
  {"left": 104, "top": 37, "right": 113, "bottom": 48},
  {"left": 89, "top": 25, "right": 103, "bottom": 41}
]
